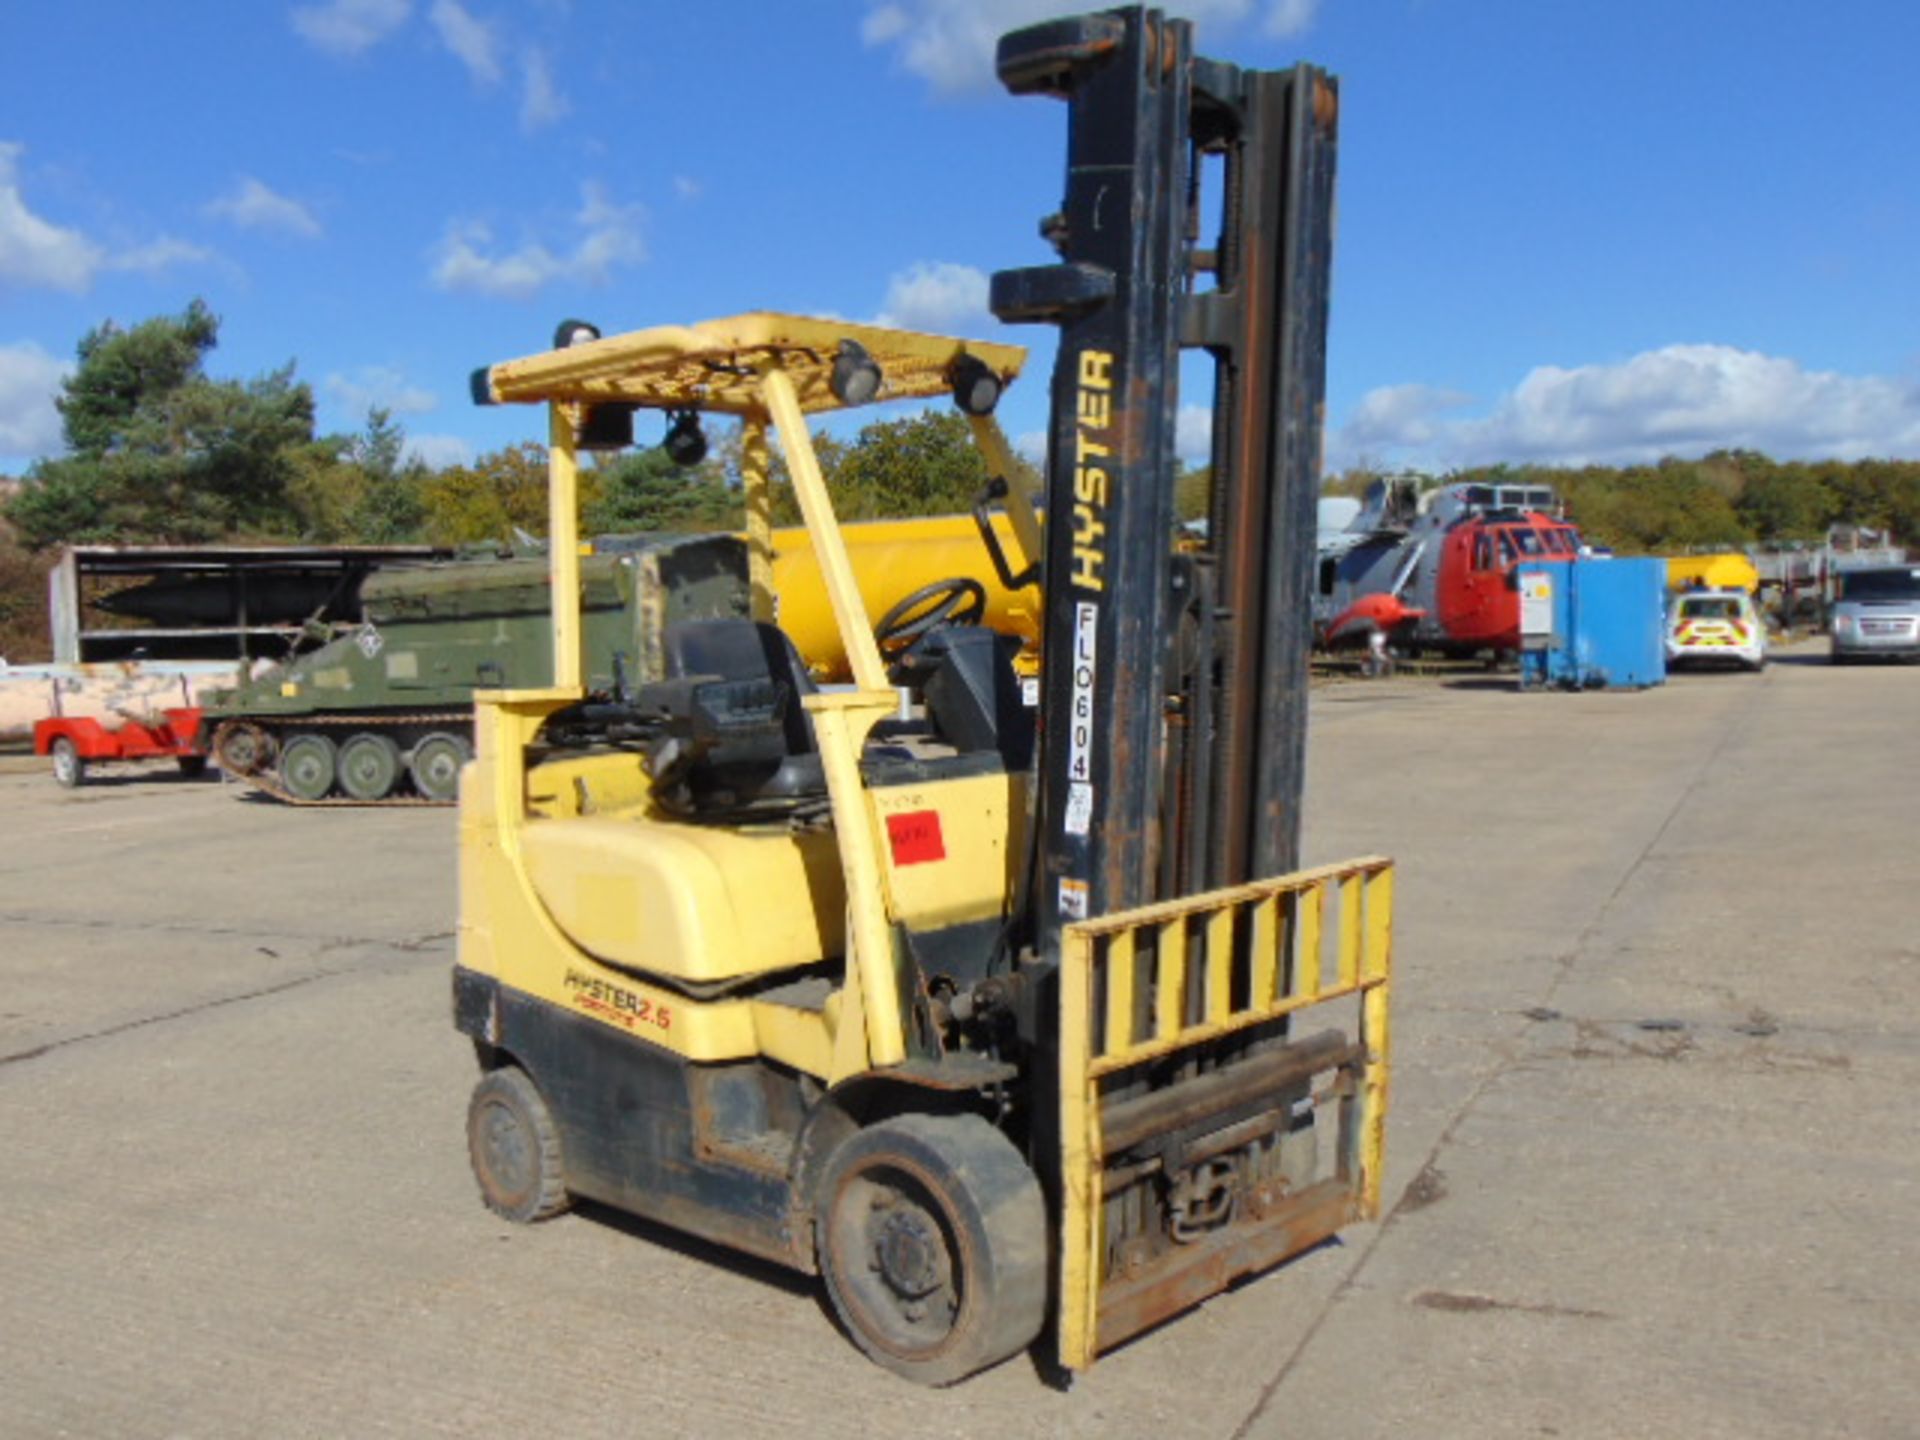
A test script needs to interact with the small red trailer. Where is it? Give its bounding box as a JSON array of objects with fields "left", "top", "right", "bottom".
[{"left": 33, "top": 707, "right": 208, "bottom": 789}]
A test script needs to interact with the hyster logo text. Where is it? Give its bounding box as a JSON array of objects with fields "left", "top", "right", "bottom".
[
  {"left": 564, "top": 967, "right": 671, "bottom": 1031},
  {"left": 1070, "top": 349, "right": 1113, "bottom": 592}
]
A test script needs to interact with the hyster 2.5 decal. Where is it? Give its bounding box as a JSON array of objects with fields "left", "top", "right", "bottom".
[{"left": 563, "top": 968, "right": 671, "bottom": 1031}]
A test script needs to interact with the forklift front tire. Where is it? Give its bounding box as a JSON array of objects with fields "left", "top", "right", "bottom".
[
  {"left": 466, "top": 1067, "right": 571, "bottom": 1224},
  {"left": 817, "top": 1113, "right": 1046, "bottom": 1387}
]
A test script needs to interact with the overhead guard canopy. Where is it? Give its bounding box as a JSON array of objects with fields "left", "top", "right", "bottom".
[{"left": 475, "top": 311, "right": 1026, "bottom": 415}]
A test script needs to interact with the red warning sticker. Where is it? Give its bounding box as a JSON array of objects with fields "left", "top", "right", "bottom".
[{"left": 886, "top": 809, "right": 947, "bottom": 866}]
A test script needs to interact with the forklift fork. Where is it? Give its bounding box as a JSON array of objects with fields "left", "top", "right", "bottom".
[{"left": 1057, "top": 858, "right": 1392, "bottom": 1368}]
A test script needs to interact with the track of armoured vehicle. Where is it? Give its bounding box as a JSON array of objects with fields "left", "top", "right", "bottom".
[{"left": 206, "top": 535, "right": 751, "bottom": 805}]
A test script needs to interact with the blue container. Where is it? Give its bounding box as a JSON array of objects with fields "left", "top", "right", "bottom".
[{"left": 1516, "top": 558, "right": 1666, "bottom": 690}]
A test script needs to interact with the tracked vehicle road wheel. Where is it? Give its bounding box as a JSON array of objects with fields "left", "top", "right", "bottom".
[
  {"left": 50, "top": 737, "right": 84, "bottom": 789},
  {"left": 817, "top": 1113, "right": 1046, "bottom": 1387},
  {"left": 338, "top": 732, "right": 402, "bottom": 800},
  {"left": 213, "top": 721, "right": 272, "bottom": 777},
  {"left": 409, "top": 731, "right": 470, "bottom": 802},
  {"left": 467, "top": 1067, "right": 571, "bottom": 1224},
  {"left": 278, "top": 732, "right": 338, "bottom": 801}
]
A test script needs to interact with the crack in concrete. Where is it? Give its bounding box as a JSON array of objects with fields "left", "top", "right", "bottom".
[
  {"left": 0, "top": 930, "right": 453, "bottom": 1070},
  {"left": 0, "top": 970, "right": 337, "bottom": 1069},
  {"left": 1411, "top": 1289, "right": 1614, "bottom": 1321},
  {"left": 0, "top": 909, "right": 440, "bottom": 953},
  {"left": 1229, "top": 682, "right": 1766, "bottom": 1440}
]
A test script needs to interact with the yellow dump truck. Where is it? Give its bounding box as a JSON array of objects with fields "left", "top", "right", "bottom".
[{"left": 1665, "top": 552, "right": 1760, "bottom": 595}]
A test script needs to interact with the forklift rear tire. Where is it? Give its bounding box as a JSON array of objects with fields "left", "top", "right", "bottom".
[
  {"left": 467, "top": 1067, "right": 571, "bottom": 1224},
  {"left": 817, "top": 1113, "right": 1045, "bottom": 1386}
]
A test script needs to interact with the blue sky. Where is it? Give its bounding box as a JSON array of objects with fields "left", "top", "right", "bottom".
[{"left": 3, "top": 0, "right": 1917, "bottom": 482}]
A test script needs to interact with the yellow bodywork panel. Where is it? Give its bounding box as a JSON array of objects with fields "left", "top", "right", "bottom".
[
  {"left": 459, "top": 715, "right": 847, "bottom": 1078},
  {"left": 867, "top": 771, "right": 1027, "bottom": 930},
  {"left": 518, "top": 816, "right": 845, "bottom": 986},
  {"left": 523, "top": 751, "right": 655, "bottom": 818}
]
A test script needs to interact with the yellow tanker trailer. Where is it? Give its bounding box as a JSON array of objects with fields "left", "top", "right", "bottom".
[{"left": 770, "top": 512, "right": 1041, "bottom": 681}]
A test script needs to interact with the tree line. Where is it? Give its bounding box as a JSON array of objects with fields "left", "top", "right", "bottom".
[
  {"left": 4, "top": 302, "right": 1916, "bottom": 661},
  {"left": 1327, "top": 451, "right": 1920, "bottom": 556},
  {"left": 0, "top": 302, "right": 1031, "bottom": 659}
]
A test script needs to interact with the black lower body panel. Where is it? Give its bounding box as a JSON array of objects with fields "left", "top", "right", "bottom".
[{"left": 452, "top": 966, "right": 802, "bottom": 1269}]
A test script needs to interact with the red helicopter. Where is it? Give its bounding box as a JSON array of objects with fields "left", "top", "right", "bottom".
[{"left": 1316, "top": 478, "right": 1582, "bottom": 657}]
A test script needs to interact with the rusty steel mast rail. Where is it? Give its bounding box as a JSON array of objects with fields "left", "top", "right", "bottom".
[{"left": 992, "top": 6, "right": 1371, "bottom": 1373}]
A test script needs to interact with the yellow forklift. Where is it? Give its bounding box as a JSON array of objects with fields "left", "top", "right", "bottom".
[{"left": 452, "top": 6, "right": 1391, "bottom": 1385}]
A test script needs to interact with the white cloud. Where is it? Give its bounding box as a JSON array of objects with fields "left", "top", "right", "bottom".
[
  {"left": 862, "top": 5, "right": 910, "bottom": 45},
  {"left": 672, "top": 175, "right": 702, "bottom": 201},
  {"left": 430, "top": 181, "right": 645, "bottom": 299},
  {"left": 0, "top": 143, "right": 208, "bottom": 292},
  {"left": 1334, "top": 382, "right": 1473, "bottom": 458},
  {"left": 291, "top": 0, "right": 412, "bottom": 56},
  {"left": 1330, "top": 345, "right": 1920, "bottom": 471},
  {"left": 326, "top": 366, "right": 437, "bottom": 419},
  {"left": 0, "top": 341, "right": 70, "bottom": 461},
  {"left": 102, "top": 236, "right": 213, "bottom": 274},
  {"left": 520, "top": 48, "right": 569, "bottom": 130},
  {"left": 874, "top": 260, "right": 990, "bottom": 331},
  {"left": 860, "top": 1, "right": 1314, "bottom": 95},
  {"left": 571, "top": 183, "right": 646, "bottom": 278},
  {"left": 0, "top": 142, "right": 102, "bottom": 293},
  {"left": 430, "top": 0, "right": 503, "bottom": 85},
  {"left": 404, "top": 432, "right": 473, "bottom": 469},
  {"left": 1175, "top": 402, "right": 1214, "bottom": 465},
  {"left": 1263, "top": 0, "right": 1319, "bottom": 37},
  {"left": 206, "top": 176, "right": 322, "bottom": 238}
]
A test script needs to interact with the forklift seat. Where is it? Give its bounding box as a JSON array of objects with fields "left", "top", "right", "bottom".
[
  {"left": 664, "top": 620, "right": 818, "bottom": 756},
  {"left": 658, "top": 619, "right": 826, "bottom": 816}
]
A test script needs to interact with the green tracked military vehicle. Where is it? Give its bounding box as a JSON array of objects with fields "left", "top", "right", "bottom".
[{"left": 205, "top": 534, "right": 749, "bottom": 804}]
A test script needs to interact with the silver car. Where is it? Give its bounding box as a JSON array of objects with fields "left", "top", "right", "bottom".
[{"left": 1830, "top": 565, "right": 1920, "bottom": 663}]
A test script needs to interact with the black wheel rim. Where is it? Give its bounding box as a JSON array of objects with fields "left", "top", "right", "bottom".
[{"left": 828, "top": 1162, "right": 966, "bottom": 1360}]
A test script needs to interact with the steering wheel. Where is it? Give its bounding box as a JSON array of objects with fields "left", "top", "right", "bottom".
[{"left": 873, "top": 576, "right": 988, "bottom": 658}]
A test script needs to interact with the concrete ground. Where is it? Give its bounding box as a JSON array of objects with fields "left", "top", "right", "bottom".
[{"left": 0, "top": 640, "right": 1913, "bottom": 1438}]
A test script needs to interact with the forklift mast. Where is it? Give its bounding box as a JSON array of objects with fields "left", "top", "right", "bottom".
[{"left": 992, "top": 7, "right": 1339, "bottom": 961}]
